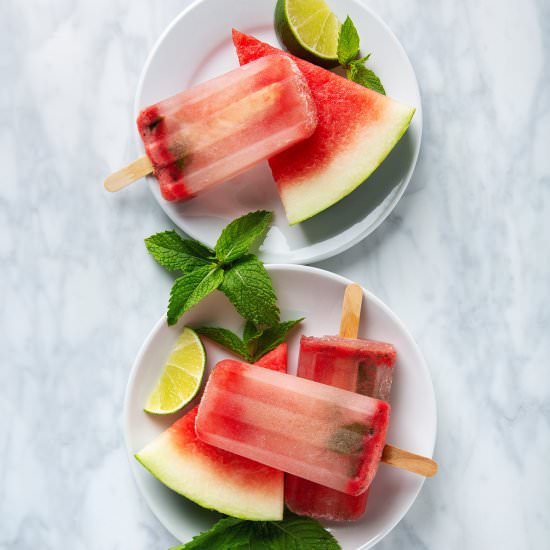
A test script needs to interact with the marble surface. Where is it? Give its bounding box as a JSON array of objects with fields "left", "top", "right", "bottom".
[{"left": 1, "top": 0, "right": 549, "bottom": 548}]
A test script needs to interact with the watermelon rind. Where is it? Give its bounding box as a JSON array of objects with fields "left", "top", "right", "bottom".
[
  {"left": 283, "top": 103, "right": 415, "bottom": 225},
  {"left": 135, "top": 426, "right": 283, "bottom": 521}
]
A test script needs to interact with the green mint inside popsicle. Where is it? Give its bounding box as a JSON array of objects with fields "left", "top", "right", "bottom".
[{"left": 327, "top": 422, "right": 371, "bottom": 455}]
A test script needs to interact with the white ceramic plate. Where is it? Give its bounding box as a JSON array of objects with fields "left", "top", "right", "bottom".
[
  {"left": 124, "top": 265, "right": 436, "bottom": 549},
  {"left": 135, "top": 0, "right": 422, "bottom": 264}
]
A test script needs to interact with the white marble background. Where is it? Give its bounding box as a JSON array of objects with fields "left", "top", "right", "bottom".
[{"left": 1, "top": 0, "right": 549, "bottom": 548}]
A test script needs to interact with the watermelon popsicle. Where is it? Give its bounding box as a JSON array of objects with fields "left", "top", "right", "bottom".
[
  {"left": 285, "top": 284, "right": 396, "bottom": 521},
  {"left": 104, "top": 54, "right": 317, "bottom": 197},
  {"left": 195, "top": 359, "right": 390, "bottom": 495}
]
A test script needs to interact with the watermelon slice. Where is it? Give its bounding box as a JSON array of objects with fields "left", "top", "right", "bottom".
[
  {"left": 232, "top": 30, "right": 416, "bottom": 224},
  {"left": 253, "top": 342, "right": 287, "bottom": 373},
  {"left": 135, "top": 344, "right": 287, "bottom": 520}
]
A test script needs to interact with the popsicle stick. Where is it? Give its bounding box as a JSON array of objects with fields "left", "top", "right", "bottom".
[
  {"left": 382, "top": 444, "right": 438, "bottom": 477},
  {"left": 338, "top": 283, "right": 439, "bottom": 478},
  {"left": 104, "top": 155, "right": 153, "bottom": 192},
  {"left": 339, "top": 283, "right": 363, "bottom": 339}
]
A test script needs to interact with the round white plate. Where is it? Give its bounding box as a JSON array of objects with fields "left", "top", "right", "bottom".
[
  {"left": 124, "top": 265, "right": 436, "bottom": 549},
  {"left": 135, "top": 0, "right": 422, "bottom": 264}
]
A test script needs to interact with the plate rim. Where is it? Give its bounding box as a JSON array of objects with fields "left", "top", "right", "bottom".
[
  {"left": 133, "top": 0, "right": 423, "bottom": 265},
  {"left": 123, "top": 263, "right": 437, "bottom": 549}
]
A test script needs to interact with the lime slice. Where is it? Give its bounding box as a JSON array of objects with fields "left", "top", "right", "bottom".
[
  {"left": 144, "top": 327, "right": 206, "bottom": 415},
  {"left": 274, "top": 0, "right": 341, "bottom": 68}
]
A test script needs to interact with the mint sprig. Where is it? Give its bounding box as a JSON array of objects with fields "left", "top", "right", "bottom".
[
  {"left": 192, "top": 326, "right": 250, "bottom": 359},
  {"left": 347, "top": 55, "right": 385, "bottom": 95},
  {"left": 337, "top": 16, "right": 386, "bottom": 95},
  {"left": 195, "top": 317, "right": 303, "bottom": 362},
  {"left": 252, "top": 318, "right": 304, "bottom": 359},
  {"left": 337, "top": 16, "right": 360, "bottom": 66},
  {"left": 243, "top": 319, "right": 262, "bottom": 343},
  {"left": 170, "top": 513, "right": 341, "bottom": 550},
  {"left": 145, "top": 211, "right": 278, "bottom": 326}
]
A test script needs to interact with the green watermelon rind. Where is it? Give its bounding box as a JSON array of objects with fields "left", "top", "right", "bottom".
[
  {"left": 283, "top": 105, "right": 416, "bottom": 225},
  {"left": 135, "top": 431, "right": 284, "bottom": 521}
]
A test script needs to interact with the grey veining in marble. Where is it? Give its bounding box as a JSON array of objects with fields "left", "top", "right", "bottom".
[{"left": 1, "top": 0, "right": 549, "bottom": 548}]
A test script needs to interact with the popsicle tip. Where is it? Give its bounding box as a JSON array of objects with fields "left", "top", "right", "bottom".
[
  {"left": 339, "top": 283, "right": 364, "bottom": 339},
  {"left": 103, "top": 173, "right": 120, "bottom": 192},
  {"left": 381, "top": 444, "right": 438, "bottom": 478},
  {"left": 425, "top": 458, "right": 438, "bottom": 477}
]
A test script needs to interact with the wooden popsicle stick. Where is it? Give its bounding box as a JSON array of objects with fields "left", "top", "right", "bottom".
[
  {"left": 104, "top": 155, "right": 153, "bottom": 192},
  {"left": 339, "top": 283, "right": 363, "bottom": 339},
  {"left": 338, "top": 283, "right": 439, "bottom": 478},
  {"left": 382, "top": 444, "right": 438, "bottom": 477}
]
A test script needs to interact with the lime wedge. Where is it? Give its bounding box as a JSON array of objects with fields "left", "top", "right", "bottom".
[
  {"left": 274, "top": 0, "right": 341, "bottom": 68},
  {"left": 144, "top": 327, "right": 206, "bottom": 415}
]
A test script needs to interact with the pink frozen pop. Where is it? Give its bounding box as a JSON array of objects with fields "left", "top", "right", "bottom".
[
  {"left": 285, "top": 284, "right": 396, "bottom": 520},
  {"left": 195, "top": 359, "right": 390, "bottom": 496},
  {"left": 104, "top": 55, "right": 317, "bottom": 198}
]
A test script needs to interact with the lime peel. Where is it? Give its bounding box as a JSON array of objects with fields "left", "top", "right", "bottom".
[
  {"left": 275, "top": 0, "right": 341, "bottom": 68},
  {"left": 144, "top": 327, "right": 206, "bottom": 415}
]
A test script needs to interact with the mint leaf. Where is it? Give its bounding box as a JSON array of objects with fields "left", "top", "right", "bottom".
[
  {"left": 195, "top": 317, "right": 303, "bottom": 361},
  {"left": 171, "top": 516, "right": 251, "bottom": 549},
  {"left": 145, "top": 231, "right": 214, "bottom": 271},
  {"left": 355, "top": 53, "right": 371, "bottom": 64},
  {"left": 252, "top": 318, "right": 304, "bottom": 361},
  {"left": 263, "top": 513, "right": 341, "bottom": 549},
  {"left": 337, "top": 16, "right": 360, "bottom": 66},
  {"left": 327, "top": 422, "right": 368, "bottom": 454},
  {"left": 220, "top": 255, "right": 280, "bottom": 327},
  {"left": 347, "top": 59, "right": 386, "bottom": 95},
  {"left": 243, "top": 320, "right": 263, "bottom": 343},
  {"left": 243, "top": 320, "right": 263, "bottom": 358},
  {"left": 215, "top": 211, "right": 273, "bottom": 264},
  {"left": 171, "top": 514, "right": 341, "bottom": 550},
  {"left": 194, "top": 326, "right": 251, "bottom": 361},
  {"left": 167, "top": 266, "right": 224, "bottom": 325},
  {"left": 336, "top": 15, "right": 386, "bottom": 94}
]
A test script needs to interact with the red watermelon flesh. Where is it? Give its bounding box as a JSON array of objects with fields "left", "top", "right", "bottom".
[
  {"left": 254, "top": 341, "right": 288, "bottom": 372},
  {"left": 135, "top": 343, "right": 287, "bottom": 520},
  {"left": 232, "top": 30, "right": 416, "bottom": 225}
]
